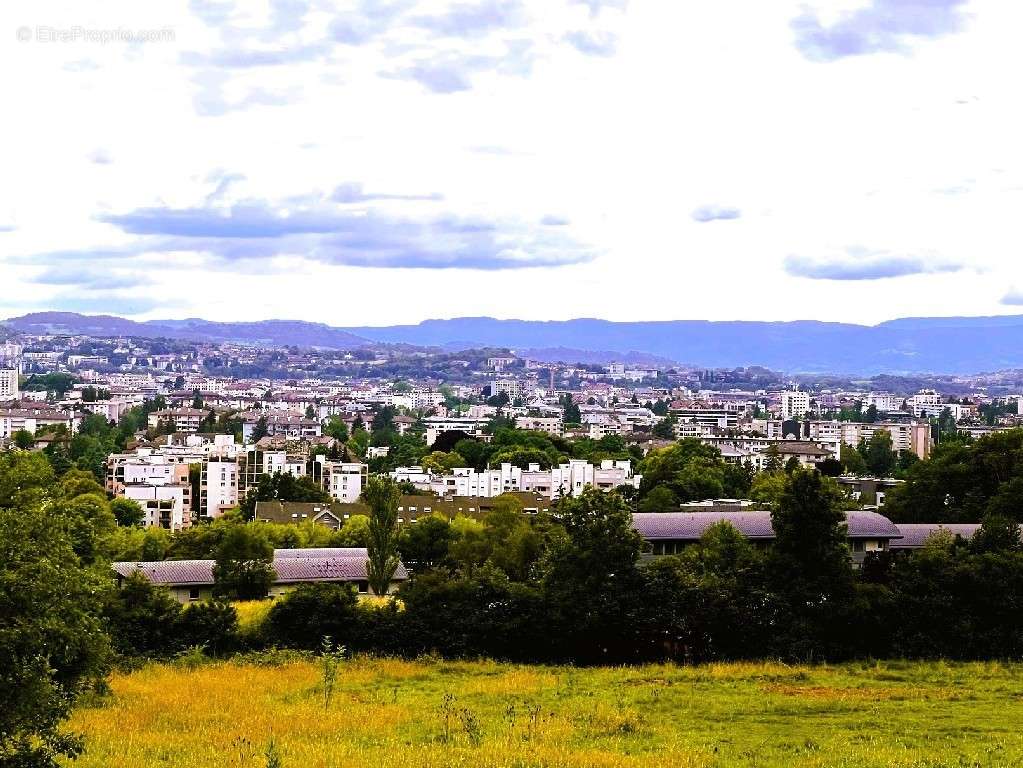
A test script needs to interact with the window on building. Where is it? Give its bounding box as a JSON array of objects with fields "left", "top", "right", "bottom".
[{"left": 188, "top": 587, "right": 200, "bottom": 601}]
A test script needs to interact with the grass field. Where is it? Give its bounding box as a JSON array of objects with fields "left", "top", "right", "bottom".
[{"left": 67, "top": 656, "right": 1023, "bottom": 768}]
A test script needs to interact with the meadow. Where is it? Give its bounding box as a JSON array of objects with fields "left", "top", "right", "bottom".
[{"left": 65, "top": 656, "right": 1023, "bottom": 768}]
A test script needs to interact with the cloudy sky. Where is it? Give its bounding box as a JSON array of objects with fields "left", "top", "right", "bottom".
[{"left": 2, "top": 0, "right": 1022, "bottom": 326}]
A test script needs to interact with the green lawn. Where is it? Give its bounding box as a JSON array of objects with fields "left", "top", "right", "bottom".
[{"left": 68, "top": 656, "right": 1023, "bottom": 767}]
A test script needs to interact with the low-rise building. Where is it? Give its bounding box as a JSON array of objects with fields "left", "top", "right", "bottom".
[
  {"left": 633, "top": 510, "right": 902, "bottom": 567},
  {"left": 111, "top": 547, "right": 408, "bottom": 602}
]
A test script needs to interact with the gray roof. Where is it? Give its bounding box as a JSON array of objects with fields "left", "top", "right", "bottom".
[
  {"left": 112, "top": 559, "right": 214, "bottom": 586},
  {"left": 632, "top": 510, "right": 902, "bottom": 541},
  {"left": 274, "top": 547, "right": 369, "bottom": 559},
  {"left": 890, "top": 523, "right": 981, "bottom": 549},
  {"left": 113, "top": 548, "right": 407, "bottom": 586}
]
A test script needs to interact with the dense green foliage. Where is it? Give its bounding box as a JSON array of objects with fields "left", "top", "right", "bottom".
[
  {"left": 0, "top": 455, "right": 112, "bottom": 768},
  {"left": 885, "top": 430, "right": 1023, "bottom": 523}
]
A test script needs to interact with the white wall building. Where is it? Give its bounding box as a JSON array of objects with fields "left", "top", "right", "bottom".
[
  {"left": 323, "top": 462, "right": 367, "bottom": 503},
  {"left": 391, "top": 459, "right": 641, "bottom": 499},
  {"left": 780, "top": 389, "right": 810, "bottom": 419},
  {"left": 201, "top": 459, "right": 239, "bottom": 519}
]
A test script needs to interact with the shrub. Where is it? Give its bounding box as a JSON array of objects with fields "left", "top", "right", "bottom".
[
  {"left": 175, "top": 601, "right": 239, "bottom": 655},
  {"left": 265, "top": 584, "right": 358, "bottom": 650}
]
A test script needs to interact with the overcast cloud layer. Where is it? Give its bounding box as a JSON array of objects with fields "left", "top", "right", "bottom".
[{"left": 2, "top": 0, "right": 1022, "bottom": 325}]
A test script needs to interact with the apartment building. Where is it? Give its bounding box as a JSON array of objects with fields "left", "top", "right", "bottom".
[
  {"left": 755, "top": 419, "right": 932, "bottom": 460},
  {"left": 702, "top": 436, "right": 834, "bottom": 470},
  {"left": 147, "top": 408, "right": 206, "bottom": 433},
  {"left": 109, "top": 458, "right": 192, "bottom": 531},
  {"left": 514, "top": 415, "right": 564, "bottom": 435},
  {"left": 866, "top": 392, "right": 903, "bottom": 413},
  {"left": 423, "top": 415, "right": 491, "bottom": 446},
  {"left": 0, "top": 407, "right": 77, "bottom": 438},
  {"left": 0, "top": 368, "right": 18, "bottom": 401},
  {"left": 241, "top": 412, "right": 322, "bottom": 442},
  {"left": 908, "top": 389, "right": 943, "bottom": 418},
  {"left": 106, "top": 450, "right": 203, "bottom": 494},
  {"left": 323, "top": 462, "right": 367, "bottom": 503},
  {"left": 80, "top": 398, "right": 133, "bottom": 423},
  {"left": 200, "top": 459, "right": 239, "bottom": 519},
  {"left": 827, "top": 421, "right": 931, "bottom": 460},
  {"left": 780, "top": 389, "right": 810, "bottom": 419},
  {"left": 391, "top": 459, "right": 641, "bottom": 499},
  {"left": 670, "top": 406, "right": 741, "bottom": 430}
]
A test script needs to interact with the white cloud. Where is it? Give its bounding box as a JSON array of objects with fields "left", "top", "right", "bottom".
[{"left": 1, "top": 0, "right": 1022, "bottom": 326}]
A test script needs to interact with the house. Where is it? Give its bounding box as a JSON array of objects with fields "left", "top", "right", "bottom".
[
  {"left": 632, "top": 510, "right": 902, "bottom": 567},
  {"left": 111, "top": 547, "right": 408, "bottom": 602}
]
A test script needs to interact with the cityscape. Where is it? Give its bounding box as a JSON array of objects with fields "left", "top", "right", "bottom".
[{"left": 5, "top": 1, "right": 1023, "bottom": 767}]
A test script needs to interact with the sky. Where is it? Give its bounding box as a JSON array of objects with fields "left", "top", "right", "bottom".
[{"left": 2, "top": 0, "right": 1023, "bottom": 327}]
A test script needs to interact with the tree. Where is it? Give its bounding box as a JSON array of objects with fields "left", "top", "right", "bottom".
[
  {"left": 637, "top": 485, "right": 679, "bottom": 512},
  {"left": 651, "top": 417, "right": 676, "bottom": 439},
  {"left": 102, "top": 572, "right": 182, "bottom": 656},
  {"left": 541, "top": 489, "right": 644, "bottom": 660},
  {"left": 638, "top": 439, "right": 727, "bottom": 503},
  {"left": 324, "top": 416, "right": 349, "bottom": 442},
  {"left": 212, "top": 524, "right": 275, "bottom": 600},
  {"left": 749, "top": 471, "right": 787, "bottom": 507},
  {"left": 562, "top": 395, "right": 581, "bottom": 425},
  {"left": 110, "top": 497, "right": 145, "bottom": 527},
  {"left": 863, "top": 431, "right": 897, "bottom": 477},
  {"left": 337, "top": 514, "right": 370, "bottom": 546},
  {"left": 840, "top": 441, "right": 868, "bottom": 475},
  {"left": 768, "top": 469, "right": 855, "bottom": 658},
  {"left": 0, "top": 501, "right": 111, "bottom": 767},
  {"left": 362, "top": 477, "right": 401, "bottom": 595},
  {"left": 398, "top": 516, "right": 455, "bottom": 572},
  {"left": 250, "top": 416, "right": 269, "bottom": 442},
  {"left": 762, "top": 444, "right": 783, "bottom": 473},
  {"left": 11, "top": 429, "right": 34, "bottom": 449},
  {"left": 191, "top": 388, "right": 203, "bottom": 409}
]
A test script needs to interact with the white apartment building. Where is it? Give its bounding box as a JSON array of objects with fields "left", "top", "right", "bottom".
[
  {"left": 81, "top": 398, "right": 133, "bottom": 423},
  {"left": 866, "top": 392, "right": 902, "bottom": 413},
  {"left": 123, "top": 483, "right": 191, "bottom": 530},
  {"left": 514, "top": 415, "right": 563, "bottom": 435},
  {"left": 391, "top": 459, "right": 640, "bottom": 499},
  {"left": 670, "top": 407, "right": 741, "bottom": 431},
  {"left": 0, "top": 407, "right": 77, "bottom": 438},
  {"left": 200, "top": 459, "right": 239, "bottom": 519},
  {"left": 806, "top": 420, "right": 931, "bottom": 460},
  {"left": 0, "top": 368, "right": 19, "bottom": 401},
  {"left": 423, "top": 415, "right": 491, "bottom": 446},
  {"left": 780, "top": 389, "right": 811, "bottom": 419},
  {"left": 107, "top": 456, "right": 192, "bottom": 531},
  {"left": 588, "top": 421, "right": 624, "bottom": 439},
  {"left": 148, "top": 408, "right": 206, "bottom": 433},
  {"left": 322, "top": 462, "right": 368, "bottom": 503},
  {"left": 908, "top": 389, "right": 943, "bottom": 418},
  {"left": 241, "top": 413, "right": 322, "bottom": 442}
]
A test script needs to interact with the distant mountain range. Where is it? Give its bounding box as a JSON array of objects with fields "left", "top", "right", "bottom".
[
  {"left": 6, "top": 311, "right": 1023, "bottom": 374},
  {"left": 3, "top": 312, "right": 369, "bottom": 350}
]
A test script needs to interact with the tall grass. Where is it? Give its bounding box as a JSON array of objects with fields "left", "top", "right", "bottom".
[{"left": 67, "top": 657, "right": 1023, "bottom": 767}]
